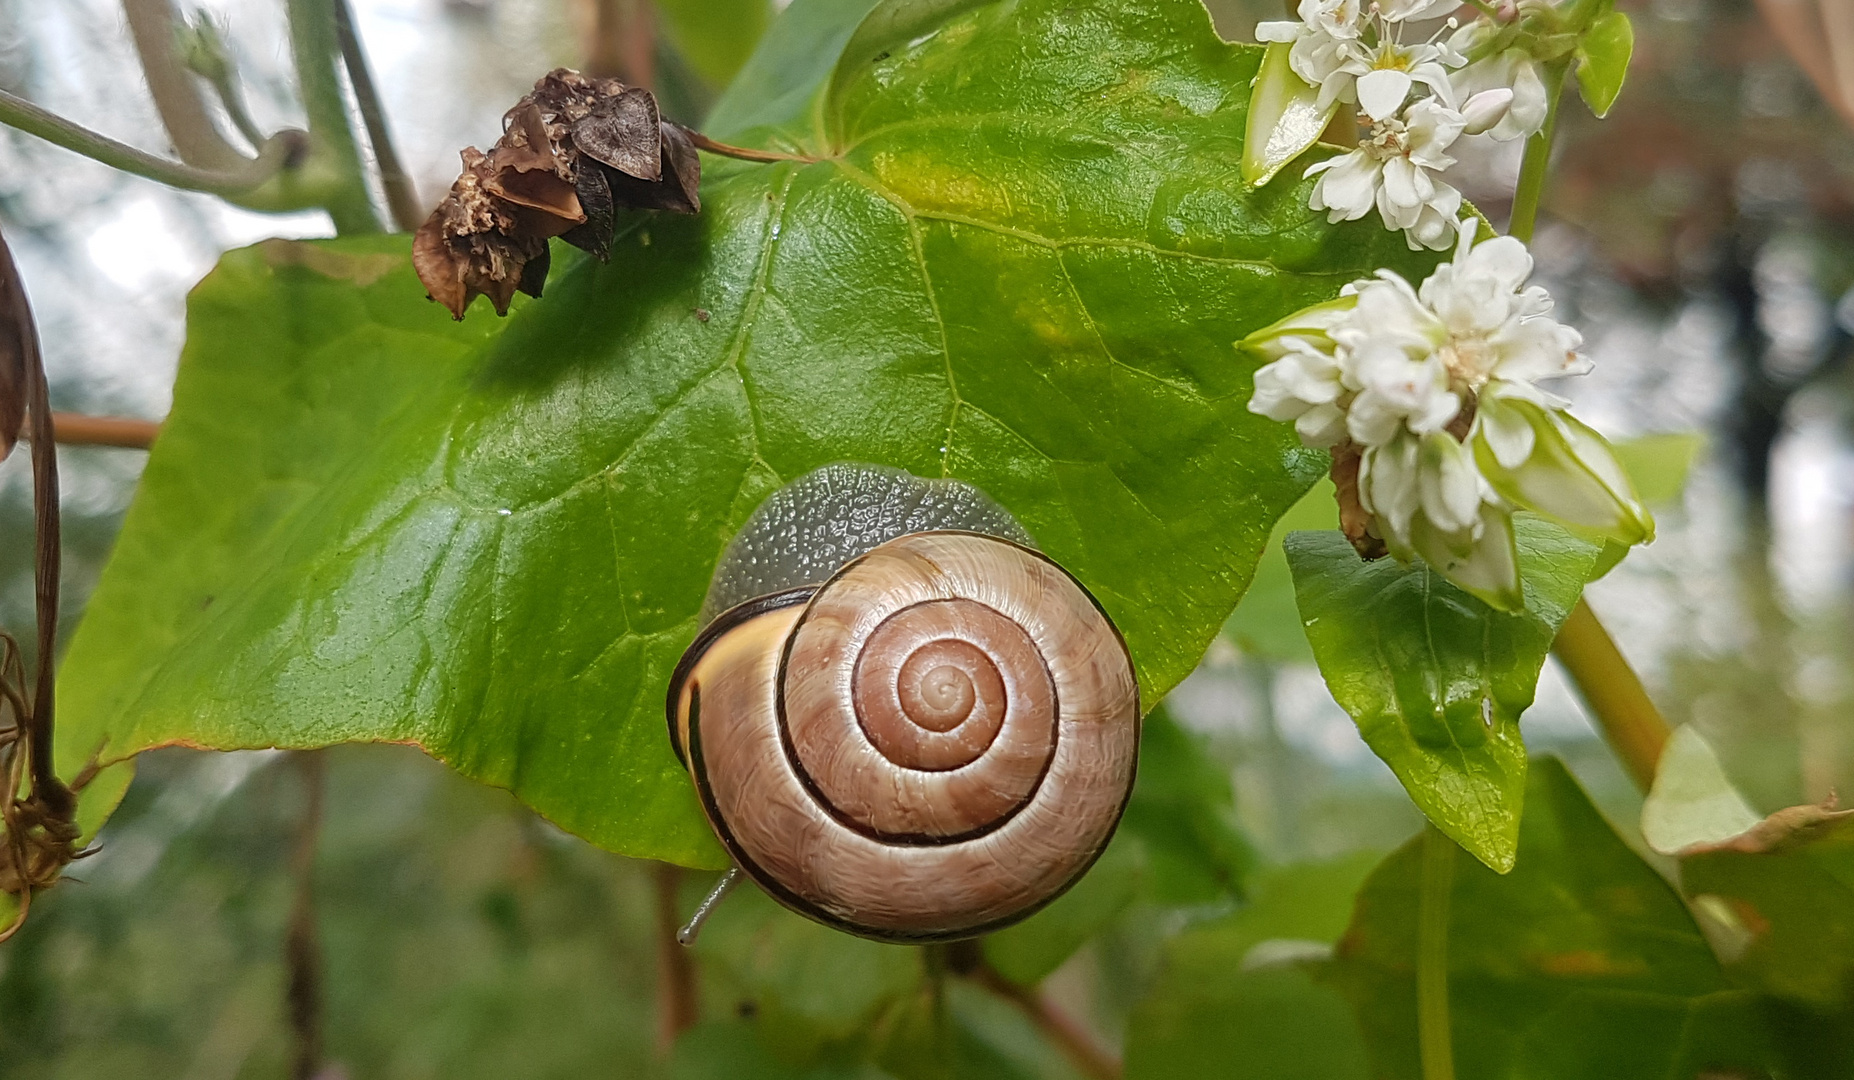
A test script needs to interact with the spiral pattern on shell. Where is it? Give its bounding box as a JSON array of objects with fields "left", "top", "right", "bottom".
[{"left": 670, "top": 531, "right": 1139, "bottom": 942}]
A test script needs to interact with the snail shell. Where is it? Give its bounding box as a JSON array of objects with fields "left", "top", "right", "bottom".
[{"left": 667, "top": 464, "right": 1140, "bottom": 942}]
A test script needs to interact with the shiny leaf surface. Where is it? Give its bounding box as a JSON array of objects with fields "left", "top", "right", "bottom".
[
  {"left": 58, "top": 0, "right": 1445, "bottom": 865},
  {"left": 1285, "top": 520, "right": 1600, "bottom": 871}
]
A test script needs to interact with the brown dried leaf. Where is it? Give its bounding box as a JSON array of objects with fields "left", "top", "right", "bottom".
[
  {"left": 1329, "top": 441, "right": 1387, "bottom": 560},
  {"left": 0, "top": 247, "right": 27, "bottom": 461},
  {"left": 411, "top": 69, "right": 703, "bottom": 320},
  {"left": 573, "top": 88, "right": 661, "bottom": 180},
  {"left": 605, "top": 122, "right": 701, "bottom": 216},
  {"left": 1684, "top": 798, "right": 1854, "bottom": 857},
  {"left": 560, "top": 164, "right": 617, "bottom": 263}
]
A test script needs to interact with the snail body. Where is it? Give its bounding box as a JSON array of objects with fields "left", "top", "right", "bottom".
[{"left": 667, "top": 464, "right": 1139, "bottom": 942}]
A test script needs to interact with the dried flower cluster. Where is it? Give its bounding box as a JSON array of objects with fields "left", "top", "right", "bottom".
[{"left": 413, "top": 69, "right": 701, "bottom": 320}]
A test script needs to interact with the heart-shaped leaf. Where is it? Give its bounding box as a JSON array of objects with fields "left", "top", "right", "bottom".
[
  {"left": 1286, "top": 519, "right": 1599, "bottom": 871},
  {"left": 58, "top": 0, "right": 1445, "bottom": 866}
]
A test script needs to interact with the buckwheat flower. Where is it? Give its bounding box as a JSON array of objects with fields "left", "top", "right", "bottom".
[
  {"left": 1447, "top": 23, "right": 1549, "bottom": 141},
  {"left": 1307, "top": 97, "right": 1466, "bottom": 251},
  {"left": 1349, "top": 38, "right": 1463, "bottom": 122},
  {"left": 1243, "top": 220, "right": 1653, "bottom": 609}
]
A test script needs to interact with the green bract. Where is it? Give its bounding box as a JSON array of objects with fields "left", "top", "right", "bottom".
[
  {"left": 1243, "top": 40, "right": 1334, "bottom": 187},
  {"left": 1575, "top": 10, "right": 1633, "bottom": 119},
  {"left": 1474, "top": 393, "right": 1654, "bottom": 548},
  {"left": 54, "top": 0, "right": 1446, "bottom": 867}
]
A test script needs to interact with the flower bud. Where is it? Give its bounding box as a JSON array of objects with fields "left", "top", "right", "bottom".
[
  {"left": 1473, "top": 395, "right": 1654, "bottom": 546},
  {"left": 1237, "top": 295, "right": 1357, "bottom": 362},
  {"left": 1460, "top": 87, "right": 1515, "bottom": 136}
]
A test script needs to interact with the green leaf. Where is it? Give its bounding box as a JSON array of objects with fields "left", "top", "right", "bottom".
[
  {"left": 693, "top": 881, "right": 923, "bottom": 1057},
  {"left": 1224, "top": 478, "right": 1337, "bottom": 662},
  {"left": 58, "top": 0, "right": 1449, "bottom": 866},
  {"left": 982, "top": 705, "right": 1252, "bottom": 983},
  {"left": 658, "top": 0, "right": 775, "bottom": 89},
  {"left": 1285, "top": 519, "right": 1600, "bottom": 872},
  {"left": 673, "top": 1021, "right": 894, "bottom": 1080},
  {"left": 705, "top": 0, "right": 880, "bottom": 139},
  {"left": 1574, "top": 11, "right": 1633, "bottom": 119},
  {"left": 1125, "top": 853, "right": 1381, "bottom": 1080},
  {"left": 1331, "top": 758, "right": 1785, "bottom": 1079},
  {"left": 1116, "top": 705, "right": 1253, "bottom": 904},
  {"left": 873, "top": 981, "right": 1053, "bottom": 1080},
  {"left": 1243, "top": 41, "right": 1334, "bottom": 186},
  {"left": 1682, "top": 803, "right": 1854, "bottom": 1009},
  {"left": 1640, "top": 724, "right": 1763, "bottom": 856},
  {"left": 981, "top": 830, "right": 1145, "bottom": 986}
]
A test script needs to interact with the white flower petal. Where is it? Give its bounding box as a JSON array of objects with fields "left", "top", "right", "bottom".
[
  {"left": 1255, "top": 19, "right": 1303, "bottom": 42},
  {"left": 1295, "top": 402, "right": 1348, "bottom": 446},
  {"left": 1418, "top": 432, "right": 1483, "bottom": 534},
  {"left": 1378, "top": 0, "right": 1459, "bottom": 22},
  {"left": 1413, "top": 503, "right": 1524, "bottom": 611},
  {"left": 1309, "top": 152, "right": 1381, "bottom": 220},
  {"left": 1360, "top": 436, "right": 1423, "bottom": 545},
  {"left": 1460, "top": 88, "right": 1515, "bottom": 136},
  {"left": 1472, "top": 393, "right": 1535, "bottom": 470},
  {"left": 1357, "top": 69, "right": 1413, "bottom": 120}
]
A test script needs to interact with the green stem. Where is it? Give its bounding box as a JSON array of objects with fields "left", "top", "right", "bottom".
[
  {"left": 1550, "top": 598, "right": 1671, "bottom": 791},
  {"left": 1499, "top": 53, "right": 1673, "bottom": 793},
  {"left": 0, "top": 88, "right": 309, "bottom": 199},
  {"left": 287, "top": 0, "right": 381, "bottom": 234},
  {"left": 332, "top": 0, "right": 424, "bottom": 231},
  {"left": 122, "top": 0, "right": 243, "bottom": 171},
  {"left": 1506, "top": 60, "right": 1568, "bottom": 244},
  {"left": 205, "top": 69, "right": 268, "bottom": 152},
  {"left": 1418, "top": 825, "right": 1456, "bottom": 1080}
]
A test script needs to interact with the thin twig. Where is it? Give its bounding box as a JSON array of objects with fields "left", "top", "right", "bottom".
[
  {"left": 966, "top": 961, "right": 1121, "bottom": 1080},
  {"left": 652, "top": 863, "right": 699, "bottom": 1053},
  {"left": 286, "top": 0, "right": 383, "bottom": 234},
  {"left": 686, "top": 131, "right": 817, "bottom": 165},
  {"left": 0, "top": 228, "right": 77, "bottom": 943},
  {"left": 209, "top": 73, "right": 268, "bottom": 152},
  {"left": 286, "top": 751, "right": 328, "bottom": 1080},
  {"left": 122, "top": 0, "right": 245, "bottom": 170},
  {"left": 30, "top": 413, "right": 161, "bottom": 450},
  {"left": 188, "top": 15, "right": 269, "bottom": 152},
  {"left": 0, "top": 89, "right": 309, "bottom": 199},
  {"left": 1550, "top": 598, "right": 1671, "bottom": 791},
  {"left": 332, "top": 0, "right": 424, "bottom": 231}
]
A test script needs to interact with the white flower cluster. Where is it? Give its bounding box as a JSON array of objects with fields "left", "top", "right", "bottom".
[
  {"left": 1257, "top": 1, "right": 1550, "bottom": 250},
  {"left": 1245, "top": 220, "right": 1650, "bottom": 609}
]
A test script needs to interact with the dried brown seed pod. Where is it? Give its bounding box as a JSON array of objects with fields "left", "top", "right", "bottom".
[{"left": 412, "top": 68, "right": 702, "bottom": 320}]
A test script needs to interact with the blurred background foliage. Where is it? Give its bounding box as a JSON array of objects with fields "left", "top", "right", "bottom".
[{"left": 0, "top": 0, "right": 1852, "bottom": 1077}]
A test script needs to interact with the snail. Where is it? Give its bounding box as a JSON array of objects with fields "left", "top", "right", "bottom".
[{"left": 666, "top": 463, "right": 1140, "bottom": 943}]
